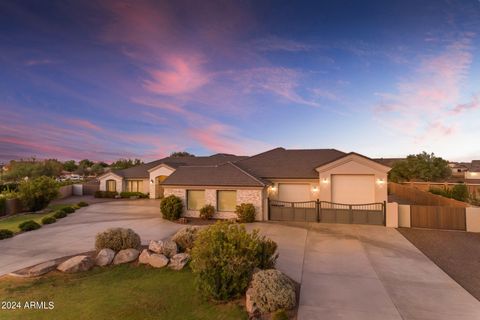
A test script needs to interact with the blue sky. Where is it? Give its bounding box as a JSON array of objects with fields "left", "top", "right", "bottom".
[{"left": 0, "top": 0, "right": 479, "bottom": 162}]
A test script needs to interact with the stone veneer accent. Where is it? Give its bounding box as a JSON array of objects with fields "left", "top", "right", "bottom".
[{"left": 164, "top": 188, "right": 264, "bottom": 221}]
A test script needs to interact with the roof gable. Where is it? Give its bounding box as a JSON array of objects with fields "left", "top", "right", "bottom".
[{"left": 315, "top": 153, "right": 391, "bottom": 173}]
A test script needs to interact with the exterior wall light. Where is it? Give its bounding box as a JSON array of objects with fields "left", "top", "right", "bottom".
[
  {"left": 376, "top": 178, "right": 385, "bottom": 185},
  {"left": 321, "top": 178, "right": 329, "bottom": 184},
  {"left": 312, "top": 186, "right": 319, "bottom": 192},
  {"left": 150, "top": 179, "right": 154, "bottom": 184}
]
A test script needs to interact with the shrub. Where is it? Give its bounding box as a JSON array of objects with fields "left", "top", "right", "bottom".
[
  {"left": 451, "top": 184, "right": 469, "bottom": 202},
  {"left": 0, "top": 229, "right": 14, "bottom": 240},
  {"left": 18, "top": 220, "right": 41, "bottom": 232},
  {"left": 18, "top": 176, "right": 59, "bottom": 211},
  {"left": 77, "top": 201, "right": 89, "bottom": 207},
  {"left": 272, "top": 310, "right": 289, "bottom": 320},
  {"left": 72, "top": 204, "right": 81, "bottom": 210},
  {"left": 95, "top": 227, "right": 141, "bottom": 252},
  {"left": 172, "top": 226, "right": 199, "bottom": 252},
  {"left": 190, "top": 221, "right": 277, "bottom": 301},
  {"left": 248, "top": 269, "right": 296, "bottom": 313},
  {"left": 53, "top": 210, "right": 67, "bottom": 219},
  {"left": 160, "top": 195, "right": 183, "bottom": 221},
  {"left": 255, "top": 237, "right": 279, "bottom": 269},
  {"left": 61, "top": 206, "right": 75, "bottom": 214},
  {"left": 199, "top": 204, "right": 215, "bottom": 220},
  {"left": 41, "top": 216, "right": 57, "bottom": 225},
  {"left": 235, "top": 203, "right": 256, "bottom": 223},
  {"left": 0, "top": 197, "right": 5, "bottom": 215},
  {"left": 120, "top": 192, "right": 148, "bottom": 199},
  {"left": 94, "top": 191, "right": 118, "bottom": 198}
]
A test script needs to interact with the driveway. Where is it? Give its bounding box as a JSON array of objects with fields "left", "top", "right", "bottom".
[{"left": 0, "top": 199, "right": 183, "bottom": 275}]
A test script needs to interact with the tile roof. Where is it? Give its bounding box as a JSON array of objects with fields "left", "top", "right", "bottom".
[{"left": 161, "top": 162, "right": 267, "bottom": 187}]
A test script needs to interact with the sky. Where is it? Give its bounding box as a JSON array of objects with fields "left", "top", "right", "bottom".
[{"left": 0, "top": 0, "right": 479, "bottom": 163}]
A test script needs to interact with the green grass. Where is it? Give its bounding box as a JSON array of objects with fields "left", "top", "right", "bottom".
[
  {"left": 0, "top": 203, "right": 74, "bottom": 233},
  {"left": 0, "top": 264, "right": 247, "bottom": 320}
]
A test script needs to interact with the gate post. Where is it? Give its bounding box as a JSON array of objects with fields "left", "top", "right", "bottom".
[
  {"left": 316, "top": 199, "right": 320, "bottom": 222},
  {"left": 383, "top": 201, "right": 387, "bottom": 226},
  {"left": 349, "top": 204, "right": 353, "bottom": 224},
  {"left": 267, "top": 198, "right": 270, "bottom": 221}
]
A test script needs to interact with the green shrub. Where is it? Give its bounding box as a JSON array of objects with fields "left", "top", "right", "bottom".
[
  {"left": 235, "top": 203, "right": 256, "bottom": 223},
  {"left": 172, "top": 226, "right": 199, "bottom": 252},
  {"left": 95, "top": 227, "right": 141, "bottom": 252},
  {"left": 0, "top": 229, "right": 14, "bottom": 239},
  {"left": 61, "top": 206, "right": 75, "bottom": 214},
  {"left": 0, "top": 197, "right": 5, "bottom": 215},
  {"left": 160, "top": 195, "right": 183, "bottom": 221},
  {"left": 72, "top": 204, "right": 81, "bottom": 210},
  {"left": 190, "top": 221, "right": 277, "bottom": 301},
  {"left": 248, "top": 269, "right": 296, "bottom": 313},
  {"left": 451, "top": 184, "right": 469, "bottom": 202},
  {"left": 120, "top": 192, "right": 148, "bottom": 199},
  {"left": 18, "top": 176, "right": 59, "bottom": 211},
  {"left": 272, "top": 310, "right": 289, "bottom": 320},
  {"left": 199, "top": 204, "right": 215, "bottom": 220},
  {"left": 255, "top": 237, "right": 279, "bottom": 269},
  {"left": 18, "top": 220, "right": 41, "bottom": 232},
  {"left": 41, "top": 216, "right": 57, "bottom": 225},
  {"left": 94, "top": 191, "right": 118, "bottom": 198},
  {"left": 77, "top": 201, "right": 89, "bottom": 207},
  {"left": 53, "top": 210, "right": 67, "bottom": 219}
]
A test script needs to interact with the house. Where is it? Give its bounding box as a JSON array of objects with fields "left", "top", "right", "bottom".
[
  {"left": 448, "top": 162, "right": 470, "bottom": 178},
  {"left": 98, "top": 148, "right": 390, "bottom": 221}
]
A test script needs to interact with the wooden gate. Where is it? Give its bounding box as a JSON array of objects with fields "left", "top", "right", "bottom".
[
  {"left": 268, "top": 199, "right": 385, "bottom": 225},
  {"left": 410, "top": 205, "right": 466, "bottom": 231}
]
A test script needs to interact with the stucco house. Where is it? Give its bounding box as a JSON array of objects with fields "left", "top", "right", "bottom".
[{"left": 98, "top": 148, "right": 390, "bottom": 222}]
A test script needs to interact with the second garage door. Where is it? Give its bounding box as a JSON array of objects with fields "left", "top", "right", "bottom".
[
  {"left": 278, "top": 184, "right": 311, "bottom": 202},
  {"left": 331, "top": 174, "right": 375, "bottom": 204}
]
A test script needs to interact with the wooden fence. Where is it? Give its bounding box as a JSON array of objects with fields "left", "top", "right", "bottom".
[
  {"left": 402, "top": 181, "right": 480, "bottom": 198},
  {"left": 388, "top": 182, "right": 469, "bottom": 207},
  {"left": 410, "top": 205, "right": 466, "bottom": 231}
]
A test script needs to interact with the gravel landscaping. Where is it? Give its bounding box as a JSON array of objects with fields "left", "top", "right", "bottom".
[{"left": 398, "top": 227, "right": 480, "bottom": 301}]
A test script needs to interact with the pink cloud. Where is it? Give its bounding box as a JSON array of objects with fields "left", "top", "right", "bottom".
[
  {"left": 452, "top": 94, "right": 480, "bottom": 114},
  {"left": 65, "top": 119, "right": 102, "bottom": 131}
]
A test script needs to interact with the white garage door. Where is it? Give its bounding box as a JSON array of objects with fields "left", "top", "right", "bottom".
[
  {"left": 278, "top": 184, "right": 310, "bottom": 202},
  {"left": 331, "top": 175, "right": 375, "bottom": 204}
]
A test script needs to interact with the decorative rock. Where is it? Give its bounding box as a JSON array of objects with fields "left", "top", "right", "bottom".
[
  {"left": 177, "top": 217, "right": 189, "bottom": 224},
  {"left": 138, "top": 249, "right": 153, "bottom": 264},
  {"left": 57, "top": 256, "right": 94, "bottom": 273},
  {"left": 95, "top": 248, "right": 115, "bottom": 266},
  {"left": 169, "top": 253, "right": 190, "bottom": 270},
  {"left": 149, "top": 253, "right": 169, "bottom": 268},
  {"left": 113, "top": 248, "right": 140, "bottom": 265},
  {"left": 28, "top": 260, "right": 57, "bottom": 277},
  {"left": 149, "top": 240, "right": 178, "bottom": 258}
]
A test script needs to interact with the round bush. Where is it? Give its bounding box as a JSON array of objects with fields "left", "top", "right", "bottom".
[
  {"left": 95, "top": 227, "right": 141, "bottom": 252},
  {"left": 53, "top": 210, "right": 67, "bottom": 219},
  {"left": 77, "top": 201, "right": 89, "bottom": 207},
  {"left": 172, "top": 226, "right": 199, "bottom": 252},
  {"left": 0, "top": 229, "right": 14, "bottom": 240},
  {"left": 248, "top": 269, "right": 296, "bottom": 313},
  {"left": 41, "top": 216, "right": 57, "bottom": 225},
  {"left": 61, "top": 206, "right": 75, "bottom": 214},
  {"left": 160, "top": 195, "right": 183, "bottom": 221},
  {"left": 18, "top": 220, "right": 41, "bottom": 232},
  {"left": 255, "top": 237, "right": 279, "bottom": 269},
  {"left": 199, "top": 204, "right": 215, "bottom": 220},
  {"left": 191, "top": 222, "right": 267, "bottom": 301},
  {"left": 235, "top": 203, "right": 256, "bottom": 223}
]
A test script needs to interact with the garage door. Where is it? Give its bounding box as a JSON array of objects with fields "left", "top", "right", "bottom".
[
  {"left": 278, "top": 184, "right": 310, "bottom": 202},
  {"left": 331, "top": 175, "right": 375, "bottom": 204}
]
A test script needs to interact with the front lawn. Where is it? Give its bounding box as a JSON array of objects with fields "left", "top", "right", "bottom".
[
  {"left": 0, "top": 203, "right": 74, "bottom": 233},
  {"left": 0, "top": 264, "right": 247, "bottom": 320}
]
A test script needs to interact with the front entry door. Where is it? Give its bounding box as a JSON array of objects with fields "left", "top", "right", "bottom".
[{"left": 155, "top": 175, "right": 167, "bottom": 199}]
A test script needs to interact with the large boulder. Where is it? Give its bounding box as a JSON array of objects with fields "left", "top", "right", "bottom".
[
  {"left": 57, "top": 256, "right": 94, "bottom": 273},
  {"left": 28, "top": 260, "right": 57, "bottom": 277},
  {"left": 148, "top": 240, "right": 178, "bottom": 258},
  {"left": 138, "top": 249, "right": 152, "bottom": 264},
  {"left": 246, "top": 269, "right": 296, "bottom": 313},
  {"left": 113, "top": 248, "right": 140, "bottom": 265},
  {"left": 95, "top": 248, "right": 115, "bottom": 266},
  {"left": 149, "top": 253, "right": 169, "bottom": 268},
  {"left": 169, "top": 253, "right": 190, "bottom": 270},
  {"left": 171, "top": 227, "right": 199, "bottom": 252}
]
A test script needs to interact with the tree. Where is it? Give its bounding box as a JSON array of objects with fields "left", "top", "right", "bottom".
[
  {"left": 3, "top": 158, "right": 63, "bottom": 181},
  {"left": 18, "top": 176, "right": 59, "bottom": 211},
  {"left": 90, "top": 162, "right": 106, "bottom": 175},
  {"left": 389, "top": 152, "right": 451, "bottom": 182},
  {"left": 110, "top": 158, "right": 143, "bottom": 170},
  {"left": 79, "top": 159, "right": 94, "bottom": 168},
  {"left": 170, "top": 151, "right": 195, "bottom": 157},
  {"left": 63, "top": 160, "right": 78, "bottom": 172}
]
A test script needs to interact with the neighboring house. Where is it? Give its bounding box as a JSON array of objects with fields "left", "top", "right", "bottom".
[
  {"left": 447, "top": 160, "right": 480, "bottom": 181},
  {"left": 98, "top": 148, "right": 390, "bottom": 220},
  {"left": 449, "top": 162, "right": 470, "bottom": 178}
]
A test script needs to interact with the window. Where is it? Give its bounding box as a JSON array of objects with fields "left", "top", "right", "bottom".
[
  {"left": 106, "top": 179, "right": 116, "bottom": 192},
  {"left": 187, "top": 190, "right": 205, "bottom": 210},
  {"left": 126, "top": 180, "right": 143, "bottom": 192},
  {"left": 217, "top": 190, "right": 237, "bottom": 212}
]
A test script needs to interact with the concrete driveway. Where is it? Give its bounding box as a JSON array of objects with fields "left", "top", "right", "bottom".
[{"left": 0, "top": 199, "right": 183, "bottom": 275}]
